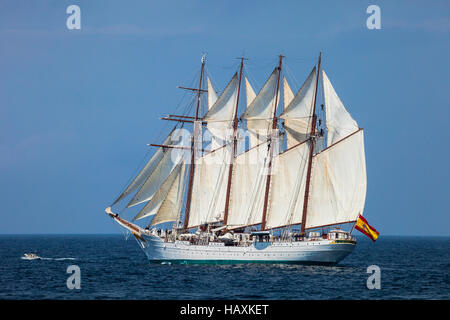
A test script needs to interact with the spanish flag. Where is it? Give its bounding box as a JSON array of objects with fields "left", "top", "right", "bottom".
[{"left": 355, "top": 215, "right": 379, "bottom": 242}]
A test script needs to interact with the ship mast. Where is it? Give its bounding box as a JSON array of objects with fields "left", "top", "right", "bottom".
[
  {"left": 300, "top": 52, "right": 322, "bottom": 236},
  {"left": 260, "top": 54, "right": 284, "bottom": 230},
  {"left": 223, "top": 57, "right": 245, "bottom": 226},
  {"left": 183, "top": 56, "right": 206, "bottom": 230}
]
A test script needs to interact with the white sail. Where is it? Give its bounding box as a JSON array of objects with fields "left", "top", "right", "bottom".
[
  {"left": 245, "top": 77, "right": 256, "bottom": 107},
  {"left": 112, "top": 129, "right": 175, "bottom": 205},
  {"left": 187, "top": 147, "right": 230, "bottom": 228},
  {"left": 207, "top": 76, "right": 218, "bottom": 110},
  {"left": 227, "top": 142, "right": 269, "bottom": 227},
  {"left": 150, "top": 163, "right": 186, "bottom": 226},
  {"left": 204, "top": 73, "right": 239, "bottom": 150},
  {"left": 243, "top": 68, "right": 279, "bottom": 148},
  {"left": 305, "top": 129, "right": 366, "bottom": 229},
  {"left": 265, "top": 141, "right": 310, "bottom": 229},
  {"left": 280, "top": 67, "right": 316, "bottom": 148},
  {"left": 133, "top": 162, "right": 184, "bottom": 221},
  {"left": 322, "top": 70, "right": 358, "bottom": 146},
  {"left": 283, "top": 77, "right": 295, "bottom": 107},
  {"left": 126, "top": 139, "right": 185, "bottom": 208}
]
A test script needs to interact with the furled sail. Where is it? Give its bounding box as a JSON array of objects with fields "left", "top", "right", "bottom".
[
  {"left": 226, "top": 142, "right": 269, "bottom": 228},
  {"left": 133, "top": 162, "right": 184, "bottom": 221},
  {"left": 305, "top": 129, "right": 366, "bottom": 229},
  {"left": 280, "top": 67, "right": 316, "bottom": 148},
  {"left": 111, "top": 128, "right": 176, "bottom": 206},
  {"left": 149, "top": 163, "right": 186, "bottom": 226},
  {"left": 187, "top": 147, "right": 230, "bottom": 228},
  {"left": 322, "top": 70, "right": 358, "bottom": 146},
  {"left": 204, "top": 73, "right": 239, "bottom": 150},
  {"left": 265, "top": 141, "right": 310, "bottom": 229},
  {"left": 126, "top": 132, "right": 186, "bottom": 208},
  {"left": 242, "top": 68, "right": 279, "bottom": 148}
]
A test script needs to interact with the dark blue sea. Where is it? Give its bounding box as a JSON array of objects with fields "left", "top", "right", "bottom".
[{"left": 0, "top": 235, "right": 449, "bottom": 300}]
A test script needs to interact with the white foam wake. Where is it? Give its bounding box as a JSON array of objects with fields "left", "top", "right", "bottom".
[{"left": 21, "top": 257, "right": 76, "bottom": 261}]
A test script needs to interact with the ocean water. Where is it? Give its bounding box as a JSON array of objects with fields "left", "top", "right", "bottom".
[{"left": 0, "top": 234, "right": 448, "bottom": 300}]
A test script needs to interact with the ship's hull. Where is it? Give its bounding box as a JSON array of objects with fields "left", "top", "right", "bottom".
[{"left": 136, "top": 235, "right": 356, "bottom": 265}]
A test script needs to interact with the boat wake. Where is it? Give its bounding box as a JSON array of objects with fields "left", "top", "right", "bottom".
[{"left": 21, "top": 257, "right": 76, "bottom": 261}]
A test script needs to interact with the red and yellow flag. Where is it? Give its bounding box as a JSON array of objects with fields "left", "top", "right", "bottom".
[{"left": 355, "top": 215, "right": 379, "bottom": 242}]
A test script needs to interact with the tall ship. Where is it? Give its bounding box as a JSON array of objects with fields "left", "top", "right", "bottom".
[{"left": 105, "top": 53, "right": 369, "bottom": 265}]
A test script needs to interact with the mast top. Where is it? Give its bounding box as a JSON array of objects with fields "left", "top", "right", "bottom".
[{"left": 278, "top": 54, "right": 285, "bottom": 68}]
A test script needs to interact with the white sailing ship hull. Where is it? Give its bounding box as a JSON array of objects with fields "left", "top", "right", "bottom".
[{"left": 136, "top": 234, "right": 356, "bottom": 265}]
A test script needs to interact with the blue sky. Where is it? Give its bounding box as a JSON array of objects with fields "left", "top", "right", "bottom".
[{"left": 0, "top": 0, "right": 449, "bottom": 235}]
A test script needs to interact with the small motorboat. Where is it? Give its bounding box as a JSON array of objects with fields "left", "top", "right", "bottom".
[{"left": 23, "top": 253, "right": 41, "bottom": 260}]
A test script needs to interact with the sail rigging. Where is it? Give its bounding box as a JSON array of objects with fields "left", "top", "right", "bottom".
[
  {"left": 108, "top": 53, "right": 367, "bottom": 236},
  {"left": 126, "top": 135, "right": 185, "bottom": 208},
  {"left": 111, "top": 127, "right": 177, "bottom": 206},
  {"left": 183, "top": 57, "right": 206, "bottom": 230},
  {"left": 260, "top": 55, "right": 284, "bottom": 230},
  {"left": 105, "top": 53, "right": 372, "bottom": 266}
]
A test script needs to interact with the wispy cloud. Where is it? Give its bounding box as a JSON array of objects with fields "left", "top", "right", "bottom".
[
  {"left": 0, "top": 24, "right": 204, "bottom": 37},
  {"left": 0, "top": 131, "right": 76, "bottom": 170},
  {"left": 385, "top": 18, "right": 450, "bottom": 33}
]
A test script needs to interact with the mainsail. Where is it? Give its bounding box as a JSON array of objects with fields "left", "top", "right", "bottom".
[
  {"left": 226, "top": 142, "right": 269, "bottom": 228},
  {"left": 187, "top": 147, "right": 230, "bottom": 227},
  {"left": 265, "top": 141, "right": 310, "bottom": 229},
  {"left": 302, "top": 68, "right": 366, "bottom": 230},
  {"left": 305, "top": 129, "right": 366, "bottom": 228}
]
